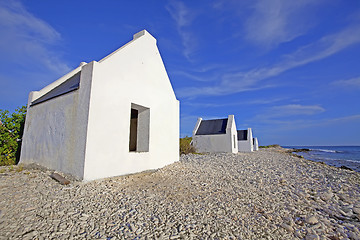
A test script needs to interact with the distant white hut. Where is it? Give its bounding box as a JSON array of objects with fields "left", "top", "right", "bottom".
[
  {"left": 237, "top": 128, "right": 254, "bottom": 152},
  {"left": 253, "top": 137, "right": 259, "bottom": 151},
  {"left": 192, "top": 115, "right": 238, "bottom": 153},
  {"left": 19, "top": 30, "right": 179, "bottom": 181}
]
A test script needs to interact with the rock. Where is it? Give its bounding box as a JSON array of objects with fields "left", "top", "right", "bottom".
[
  {"left": 279, "top": 178, "right": 286, "bottom": 185},
  {"left": 327, "top": 235, "right": 340, "bottom": 240},
  {"left": 22, "top": 230, "right": 38, "bottom": 240},
  {"left": 281, "top": 223, "right": 294, "bottom": 233},
  {"left": 305, "top": 216, "right": 318, "bottom": 225},
  {"left": 348, "top": 231, "right": 360, "bottom": 240},
  {"left": 340, "top": 166, "right": 353, "bottom": 171},
  {"left": 353, "top": 207, "right": 360, "bottom": 214},
  {"left": 50, "top": 173, "right": 70, "bottom": 185},
  {"left": 320, "top": 192, "right": 333, "bottom": 201},
  {"left": 305, "top": 234, "right": 320, "bottom": 240}
]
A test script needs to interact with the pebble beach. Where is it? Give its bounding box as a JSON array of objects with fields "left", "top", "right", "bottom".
[{"left": 1, "top": 147, "right": 360, "bottom": 239}]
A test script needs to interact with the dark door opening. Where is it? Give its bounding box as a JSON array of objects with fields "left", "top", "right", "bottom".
[{"left": 129, "top": 108, "right": 138, "bottom": 151}]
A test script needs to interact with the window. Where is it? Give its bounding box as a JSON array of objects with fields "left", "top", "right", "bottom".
[
  {"left": 233, "top": 135, "right": 236, "bottom": 149},
  {"left": 129, "top": 103, "right": 150, "bottom": 152}
]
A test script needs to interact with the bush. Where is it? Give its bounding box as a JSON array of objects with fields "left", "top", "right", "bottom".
[
  {"left": 259, "top": 144, "right": 281, "bottom": 148},
  {"left": 179, "top": 136, "right": 196, "bottom": 155},
  {"left": 0, "top": 106, "right": 27, "bottom": 166}
]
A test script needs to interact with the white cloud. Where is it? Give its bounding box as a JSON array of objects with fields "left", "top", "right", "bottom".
[
  {"left": 166, "top": 0, "right": 196, "bottom": 61},
  {"left": 270, "top": 104, "right": 325, "bottom": 116},
  {"left": 0, "top": 0, "right": 70, "bottom": 74},
  {"left": 182, "top": 97, "right": 286, "bottom": 108},
  {"left": 255, "top": 104, "right": 325, "bottom": 120},
  {"left": 244, "top": 0, "right": 318, "bottom": 49},
  {"left": 332, "top": 77, "right": 360, "bottom": 89},
  {"left": 177, "top": 22, "right": 360, "bottom": 98},
  {"left": 170, "top": 70, "right": 218, "bottom": 82}
]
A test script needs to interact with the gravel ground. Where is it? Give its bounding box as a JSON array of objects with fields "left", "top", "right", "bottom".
[{"left": 0, "top": 148, "right": 360, "bottom": 239}]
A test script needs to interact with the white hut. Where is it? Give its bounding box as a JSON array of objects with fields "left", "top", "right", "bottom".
[
  {"left": 191, "top": 115, "right": 238, "bottom": 153},
  {"left": 253, "top": 137, "right": 259, "bottom": 151},
  {"left": 19, "top": 30, "right": 179, "bottom": 181},
  {"left": 237, "top": 128, "right": 254, "bottom": 152}
]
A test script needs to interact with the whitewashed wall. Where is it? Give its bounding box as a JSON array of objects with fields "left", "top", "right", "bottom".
[
  {"left": 19, "top": 63, "right": 94, "bottom": 178},
  {"left": 253, "top": 138, "right": 259, "bottom": 151},
  {"left": 192, "top": 115, "right": 238, "bottom": 153},
  {"left": 238, "top": 128, "right": 254, "bottom": 152},
  {"left": 82, "top": 30, "right": 179, "bottom": 180}
]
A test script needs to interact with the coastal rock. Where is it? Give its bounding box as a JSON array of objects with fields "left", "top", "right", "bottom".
[
  {"left": 348, "top": 231, "right": 360, "bottom": 240},
  {"left": 305, "top": 234, "right": 320, "bottom": 240},
  {"left": 305, "top": 216, "right": 319, "bottom": 225},
  {"left": 320, "top": 192, "right": 333, "bottom": 201},
  {"left": 280, "top": 223, "right": 294, "bottom": 233},
  {"left": 353, "top": 207, "right": 360, "bottom": 215}
]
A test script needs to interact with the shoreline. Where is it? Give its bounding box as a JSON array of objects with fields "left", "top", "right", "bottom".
[
  {"left": 1, "top": 148, "right": 360, "bottom": 239},
  {"left": 282, "top": 146, "right": 360, "bottom": 173}
]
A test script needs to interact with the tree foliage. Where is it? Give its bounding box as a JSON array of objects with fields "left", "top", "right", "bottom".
[{"left": 0, "top": 106, "right": 27, "bottom": 166}]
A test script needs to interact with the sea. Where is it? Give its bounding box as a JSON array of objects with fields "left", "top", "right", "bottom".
[{"left": 282, "top": 146, "right": 360, "bottom": 173}]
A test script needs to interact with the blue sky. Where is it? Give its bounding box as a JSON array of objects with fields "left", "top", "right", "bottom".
[{"left": 1, "top": 0, "right": 360, "bottom": 146}]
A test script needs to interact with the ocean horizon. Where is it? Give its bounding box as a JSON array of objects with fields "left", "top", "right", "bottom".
[{"left": 282, "top": 145, "right": 360, "bottom": 172}]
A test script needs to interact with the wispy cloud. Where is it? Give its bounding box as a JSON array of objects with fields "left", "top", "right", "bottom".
[
  {"left": 332, "top": 76, "right": 360, "bottom": 89},
  {"left": 245, "top": 0, "right": 318, "bottom": 49},
  {"left": 170, "top": 70, "right": 219, "bottom": 82},
  {"left": 266, "top": 104, "right": 325, "bottom": 118},
  {"left": 182, "top": 97, "right": 286, "bottom": 108},
  {"left": 255, "top": 104, "right": 325, "bottom": 121},
  {"left": 254, "top": 114, "right": 360, "bottom": 132},
  {"left": 166, "top": 0, "right": 196, "bottom": 61},
  {"left": 177, "top": 22, "right": 360, "bottom": 98},
  {"left": 0, "top": 0, "right": 70, "bottom": 74}
]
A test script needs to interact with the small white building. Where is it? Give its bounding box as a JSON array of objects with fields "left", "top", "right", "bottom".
[
  {"left": 253, "top": 137, "right": 259, "bottom": 151},
  {"left": 237, "top": 128, "right": 254, "bottom": 152},
  {"left": 19, "top": 30, "right": 179, "bottom": 181},
  {"left": 191, "top": 115, "right": 238, "bottom": 153}
]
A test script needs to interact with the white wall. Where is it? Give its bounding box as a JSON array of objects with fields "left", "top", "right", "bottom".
[
  {"left": 238, "top": 128, "right": 254, "bottom": 152},
  {"left": 82, "top": 30, "right": 179, "bottom": 180},
  {"left": 192, "top": 134, "right": 233, "bottom": 153},
  {"left": 19, "top": 63, "right": 94, "bottom": 178},
  {"left": 253, "top": 137, "right": 259, "bottom": 151},
  {"left": 192, "top": 115, "right": 238, "bottom": 153},
  {"left": 227, "top": 115, "right": 238, "bottom": 153}
]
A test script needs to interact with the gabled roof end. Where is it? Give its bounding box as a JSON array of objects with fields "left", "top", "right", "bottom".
[{"left": 133, "top": 29, "right": 155, "bottom": 40}]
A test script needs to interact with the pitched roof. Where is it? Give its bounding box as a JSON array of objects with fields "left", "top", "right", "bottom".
[
  {"left": 31, "top": 72, "right": 81, "bottom": 106},
  {"left": 237, "top": 130, "right": 248, "bottom": 141},
  {"left": 195, "top": 118, "right": 228, "bottom": 135}
]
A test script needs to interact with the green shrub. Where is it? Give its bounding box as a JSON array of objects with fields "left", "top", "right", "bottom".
[
  {"left": 0, "top": 106, "right": 27, "bottom": 166},
  {"left": 259, "top": 144, "right": 281, "bottom": 148},
  {"left": 179, "top": 136, "right": 196, "bottom": 155}
]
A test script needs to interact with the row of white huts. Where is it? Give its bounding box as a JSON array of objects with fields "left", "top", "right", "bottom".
[
  {"left": 19, "top": 30, "right": 259, "bottom": 181},
  {"left": 192, "top": 115, "right": 259, "bottom": 154}
]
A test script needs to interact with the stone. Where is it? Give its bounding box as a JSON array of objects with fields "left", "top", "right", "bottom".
[
  {"left": 305, "top": 216, "right": 319, "bottom": 225},
  {"left": 353, "top": 207, "right": 360, "bottom": 214},
  {"left": 50, "top": 173, "right": 70, "bottom": 185},
  {"left": 305, "top": 234, "right": 320, "bottom": 240},
  {"left": 320, "top": 192, "right": 333, "bottom": 201},
  {"left": 348, "top": 231, "right": 360, "bottom": 240},
  {"left": 281, "top": 223, "right": 294, "bottom": 233}
]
